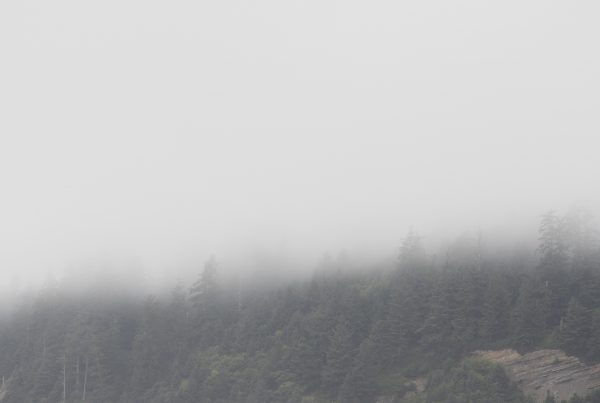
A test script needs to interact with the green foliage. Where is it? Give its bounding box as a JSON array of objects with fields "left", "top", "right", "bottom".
[
  {"left": 0, "top": 214, "right": 599, "bottom": 402},
  {"left": 480, "top": 273, "right": 511, "bottom": 343},
  {"left": 375, "top": 372, "right": 413, "bottom": 396},
  {"left": 511, "top": 278, "right": 550, "bottom": 350},
  {"left": 570, "top": 389, "right": 600, "bottom": 402},
  {"left": 560, "top": 298, "right": 591, "bottom": 356},
  {"left": 321, "top": 317, "right": 353, "bottom": 396},
  {"left": 422, "top": 357, "right": 529, "bottom": 403}
]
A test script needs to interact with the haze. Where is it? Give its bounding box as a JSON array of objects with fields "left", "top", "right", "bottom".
[{"left": 1, "top": 1, "right": 599, "bottom": 292}]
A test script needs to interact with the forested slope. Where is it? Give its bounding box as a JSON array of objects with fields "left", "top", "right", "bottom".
[{"left": 1, "top": 209, "right": 599, "bottom": 402}]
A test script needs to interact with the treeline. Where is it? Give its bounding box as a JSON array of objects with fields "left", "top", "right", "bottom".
[{"left": 0, "top": 208, "right": 599, "bottom": 402}]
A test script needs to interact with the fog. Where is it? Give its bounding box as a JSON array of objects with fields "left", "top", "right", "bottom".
[{"left": 1, "top": 1, "right": 599, "bottom": 294}]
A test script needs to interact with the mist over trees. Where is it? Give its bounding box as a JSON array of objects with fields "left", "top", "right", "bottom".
[{"left": 0, "top": 208, "right": 599, "bottom": 402}]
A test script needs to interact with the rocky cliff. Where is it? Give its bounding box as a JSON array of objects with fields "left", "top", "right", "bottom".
[{"left": 475, "top": 349, "right": 600, "bottom": 402}]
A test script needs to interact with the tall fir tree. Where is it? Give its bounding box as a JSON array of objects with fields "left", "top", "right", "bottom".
[{"left": 560, "top": 298, "right": 591, "bottom": 357}]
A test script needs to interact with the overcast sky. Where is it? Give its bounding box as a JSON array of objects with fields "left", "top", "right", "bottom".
[{"left": 1, "top": 1, "right": 599, "bottom": 288}]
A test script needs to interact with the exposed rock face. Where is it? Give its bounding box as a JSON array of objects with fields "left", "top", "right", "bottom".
[{"left": 475, "top": 349, "right": 600, "bottom": 402}]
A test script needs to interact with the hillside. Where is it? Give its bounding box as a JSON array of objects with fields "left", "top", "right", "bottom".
[
  {"left": 0, "top": 209, "right": 599, "bottom": 402},
  {"left": 476, "top": 349, "right": 600, "bottom": 402}
]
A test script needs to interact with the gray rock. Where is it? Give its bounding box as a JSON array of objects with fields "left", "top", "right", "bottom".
[{"left": 474, "top": 349, "right": 600, "bottom": 402}]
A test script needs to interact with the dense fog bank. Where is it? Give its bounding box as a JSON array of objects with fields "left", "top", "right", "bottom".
[{"left": 0, "top": 208, "right": 598, "bottom": 402}]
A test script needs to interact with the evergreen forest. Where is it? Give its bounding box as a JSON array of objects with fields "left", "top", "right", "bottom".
[{"left": 1, "top": 209, "right": 600, "bottom": 403}]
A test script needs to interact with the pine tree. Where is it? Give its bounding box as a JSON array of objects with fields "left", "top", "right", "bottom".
[
  {"left": 189, "top": 257, "right": 222, "bottom": 346},
  {"left": 130, "top": 296, "right": 168, "bottom": 398},
  {"left": 511, "top": 278, "right": 550, "bottom": 350},
  {"left": 450, "top": 266, "right": 485, "bottom": 352},
  {"left": 399, "top": 229, "right": 427, "bottom": 271},
  {"left": 587, "top": 309, "right": 600, "bottom": 362},
  {"left": 418, "top": 274, "right": 453, "bottom": 356},
  {"left": 388, "top": 269, "right": 430, "bottom": 350},
  {"left": 480, "top": 274, "right": 511, "bottom": 344},
  {"left": 537, "top": 211, "right": 570, "bottom": 326},
  {"left": 538, "top": 211, "right": 568, "bottom": 267},
  {"left": 321, "top": 316, "right": 354, "bottom": 397},
  {"left": 189, "top": 256, "right": 220, "bottom": 314},
  {"left": 338, "top": 339, "right": 378, "bottom": 403},
  {"left": 560, "top": 298, "right": 591, "bottom": 356}
]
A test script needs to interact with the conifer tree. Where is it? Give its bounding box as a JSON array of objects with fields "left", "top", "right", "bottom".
[
  {"left": 481, "top": 274, "right": 511, "bottom": 343},
  {"left": 560, "top": 298, "right": 591, "bottom": 356},
  {"left": 419, "top": 274, "right": 454, "bottom": 356},
  {"left": 511, "top": 278, "right": 550, "bottom": 350},
  {"left": 587, "top": 309, "right": 600, "bottom": 362},
  {"left": 321, "top": 316, "right": 354, "bottom": 396},
  {"left": 338, "top": 339, "right": 377, "bottom": 403},
  {"left": 538, "top": 211, "right": 570, "bottom": 326}
]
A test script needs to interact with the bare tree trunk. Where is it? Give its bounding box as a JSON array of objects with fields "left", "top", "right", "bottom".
[
  {"left": 62, "top": 353, "right": 66, "bottom": 403},
  {"left": 41, "top": 334, "right": 47, "bottom": 366},
  {"left": 75, "top": 355, "right": 80, "bottom": 396},
  {"left": 82, "top": 355, "right": 88, "bottom": 401},
  {"left": 476, "top": 229, "right": 483, "bottom": 271},
  {"left": 237, "top": 277, "right": 242, "bottom": 312}
]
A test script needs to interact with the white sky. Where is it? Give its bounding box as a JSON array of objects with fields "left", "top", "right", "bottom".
[{"left": 1, "top": 1, "right": 599, "bottom": 287}]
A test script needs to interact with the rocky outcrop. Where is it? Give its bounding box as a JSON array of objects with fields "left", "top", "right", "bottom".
[{"left": 474, "top": 349, "right": 600, "bottom": 402}]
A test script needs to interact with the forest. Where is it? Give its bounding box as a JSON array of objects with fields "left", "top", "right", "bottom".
[{"left": 1, "top": 208, "right": 600, "bottom": 403}]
